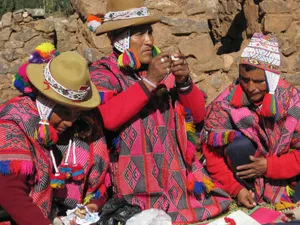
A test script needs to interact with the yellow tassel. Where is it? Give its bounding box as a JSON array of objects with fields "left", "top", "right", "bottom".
[
  {"left": 275, "top": 201, "right": 296, "bottom": 211},
  {"left": 83, "top": 194, "right": 93, "bottom": 205},
  {"left": 35, "top": 42, "right": 55, "bottom": 54},
  {"left": 186, "top": 121, "right": 196, "bottom": 133},
  {"left": 224, "top": 132, "right": 230, "bottom": 144},
  {"left": 286, "top": 185, "right": 295, "bottom": 197},
  {"left": 203, "top": 177, "right": 214, "bottom": 193},
  {"left": 118, "top": 53, "right": 124, "bottom": 67}
]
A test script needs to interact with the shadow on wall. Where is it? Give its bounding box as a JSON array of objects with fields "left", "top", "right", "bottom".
[{"left": 217, "top": 9, "right": 247, "bottom": 55}]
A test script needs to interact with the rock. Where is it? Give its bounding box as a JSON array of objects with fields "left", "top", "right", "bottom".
[
  {"left": 68, "top": 13, "right": 79, "bottom": 21},
  {"left": 54, "top": 19, "right": 67, "bottom": 32},
  {"left": 283, "top": 73, "right": 300, "bottom": 86},
  {"left": 0, "top": 58, "right": 10, "bottom": 74},
  {"left": 2, "top": 49, "right": 18, "bottom": 62},
  {"left": 1, "top": 12, "right": 13, "bottom": 28},
  {"left": 280, "top": 53, "right": 289, "bottom": 73},
  {"left": 34, "top": 19, "right": 55, "bottom": 33},
  {"left": 152, "top": 23, "right": 176, "bottom": 50},
  {"left": 161, "top": 17, "right": 209, "bottom": 34},
  {"left": 222, "top": 54, "right": 234, "bottom": 72},
  {"left": 13, "top": 12, "right": 23, "bottom": 22},
  {"left": 210, "top": 71, "right": 224, "bottom": 89},
  {"left": 23, "top": 16, "right": 33, "bottom": 23},
  {"left": 67, "top": 19, "right": 78, "bottom": 33},
  {"left": 83, "top": 48, "right": 103, "bottom": 64},
  {"left": 295, "top": 9, "right": 300, "bottom": 21},
  {"left": 226, "top": 0, "right": 242, "bottom": 14},
  {"left": 194, "top": 56, "right": 224, "bottom": 72},
  {"left": 9, "top": 59, "right": 24, "bottom": 74},
  {"left": 228, "top": 63, "right": 239, "bottom": 80},
  {"left": 179, "top": 34, "right": 216, "bottom": 63},
  {"left": 295, "top": 29, "right": 300, "bottom": 47},
  {"left": 260, "top": 0, "right": 294, "bottom": 14},
  {"left": 264, "top": 14, "right": 293, "bottom": 33},
  {"left": 191, "top": 73, "right": 206, "bottom": 84},
  {"left": 22, "top": 12, "right": 29, "bottom": 18},
  {"left": 282, "top": 46, "right": 297, "bottom": 57},
  {"left": 24, "top": 36, "right": 53, "bottom": 54},
  {"left": 184, "top": 0, "right": 206, "bottom": 15},
  {"left": 57, "top": 41, "right": 77, "bottom": 52},
  {"left": 14, "top": 9, "right": 24, "bottom": 14},
  {"left": 244, "top": 0, "right": 261, "bottom": 36},
  {"left": 4, "top": 40, "right": 24, "bottom": 49},
  {"left": 11, "top": 25, "right": 22, "bottom": 32},
  {"left": 25, "top": 8, "right": 45, "bottom": 17},
  {"left": 12, "top": 27, "right": 39, "bottom": 42},
  {"left": 0, "top": 28, "right": 12, "bottom": 41},
  {"left": 15, "top": 48, "right": 29, "bottom": 59},
  {"left": 56, "top": 29, "right": 70, "bottom": 41},
  {"left": 69, "top": 0, "right": 106, "bottom": 17},
  {"left": 296, "top": 54, "right": 300, "bottom": 72},
  {"left": 90, "top": 33, "right": 111, "bottom": 51},
  {"left": 146, "top": 0, "right": 182, "bottom": 15}
]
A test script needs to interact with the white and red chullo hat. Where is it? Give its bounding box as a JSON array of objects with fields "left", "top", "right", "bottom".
[{"left": 230, "top": 33, "right": 281, "bottom": 117}]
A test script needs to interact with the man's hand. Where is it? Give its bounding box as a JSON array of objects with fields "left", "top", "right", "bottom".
[
  {"left": 236, "top": 156, "right": 267, "bottom": 179},
  {"left": 170, "top": 52, "right": 190, "bottom": 83},
  {"left": 237, "top": 188, "right": 257, "bottom": 209},
  {"left": 86, "top": 203, "right": 99, "bottom": 213}
]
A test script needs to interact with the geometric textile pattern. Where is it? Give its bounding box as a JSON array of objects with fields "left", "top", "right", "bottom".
[
  {"left": 90, "top": 54, "right": 231, "bottom": 223},
  {"left": 0, "top": 96, "right": 109, "bottom": 219},
  {"left": 204, "top": 78, "right": 300, "bottom": 204}
]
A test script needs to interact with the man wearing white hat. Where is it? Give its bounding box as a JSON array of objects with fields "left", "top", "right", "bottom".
[{"left": 202, "top": 33, "right": 300, "bottom": 210}]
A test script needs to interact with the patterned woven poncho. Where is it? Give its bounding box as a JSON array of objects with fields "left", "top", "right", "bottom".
[
  {"left": 90, "top": 53, "right": 231, "bottom": 224},
  {"left": 0, "top": 96, "right": 110, "bottom": 219},
  {"left": 203, "top": 79, "right": 300, "bottom": 203}
]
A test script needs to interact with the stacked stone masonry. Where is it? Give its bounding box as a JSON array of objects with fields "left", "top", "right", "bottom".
[{"left": 0, "top": 0, "right": 299, "bottom": 104}]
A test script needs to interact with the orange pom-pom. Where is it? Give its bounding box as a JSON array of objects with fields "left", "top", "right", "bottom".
[{"left": 87, "top": 15, "right": 102, "bottom": 22}]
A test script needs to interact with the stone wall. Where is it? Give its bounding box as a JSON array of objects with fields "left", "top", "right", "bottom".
[{"left": 0, "top": 0, "right": 300, "bottom": 104}]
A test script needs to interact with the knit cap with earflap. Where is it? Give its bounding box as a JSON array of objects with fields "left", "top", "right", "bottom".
[{"left": 229, "top": 33, "right": 281, "bottom": 117}]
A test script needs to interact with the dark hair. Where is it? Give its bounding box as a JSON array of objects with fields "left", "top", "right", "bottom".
[{"left": 240, "top": 64, "right": 261, "bottom": 72}]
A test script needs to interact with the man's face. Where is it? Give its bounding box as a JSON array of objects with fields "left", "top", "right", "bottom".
[
  {"left": 129, "top": 24, "right": 154, "bottom": 64},
  {"left": 239, "top": 65, "right": 268, "bottom": 104}
]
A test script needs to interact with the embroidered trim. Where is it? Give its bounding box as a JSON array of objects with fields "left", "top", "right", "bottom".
[
  {"left": 104, "top": 7, "right": 150, "bottom": 22},
  {"left": 44, "top": 60, "right": 91, "bottom": 101},
  {"left": 114, "top": 30, "right": 130, "bottom": 53}
]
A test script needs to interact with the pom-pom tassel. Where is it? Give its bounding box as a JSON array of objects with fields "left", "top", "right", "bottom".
[
  {"left": 260, "top": 93, "right": 277, "bottom": 117},
  {"left": 203, "top": 177, "right": 214, "bottom": 193},
  {"left": 229, "top": 85, "right": 244, "bottom": 108},
  {"left": 286, "top": 185, "right": 295, "bottom": 197},
  {"left": 187, "top": 173, "right": 204, "bottom": 194},
  {"left": 72, "top": 164, "right": 85, "bottom": 181},
  {"left": 118, "top": 49, "right": 141, "bottom": 70},
  {"left": 59, "top": 163, "right": 72, "bottom": 179},
  {"left": 0, "top": 161, "right": 10, "bottom": 175},
  {"left": 83, "top": 184, "right": 106, "bottom": 205},
  {"left": 186, "top": 141, "right": 195, "bottom": 166},
  {"left": 34, "top": 121, "right": 58, "bottom": 148},
  {"left": 187, "top": 173, "right": 214, "bottom": 194},
  {"left": 152, "top": 46, "right": 161, "bottom": 57},
  {"left": 50, "top": 173, "right": 66, "bottom": 189}
]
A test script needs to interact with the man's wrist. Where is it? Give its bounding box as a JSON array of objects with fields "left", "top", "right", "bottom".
[{"left": 176, "top": 76, "right": 193, "bottom": 93}]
